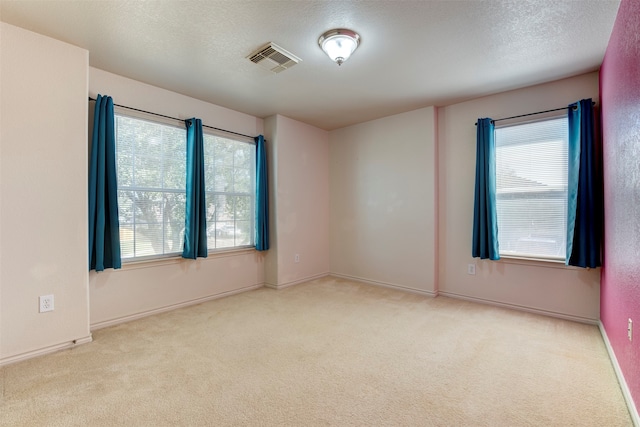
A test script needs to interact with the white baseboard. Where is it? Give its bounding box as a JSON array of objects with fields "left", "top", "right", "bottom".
[
  {"left": 0, "top": 334, "right": 93, "bottom": 367},
  {"left": 264, "top": 272, "right": 330, "bottom": 290},
  {"left": 330, "top": 273, "right": 438, "bottom": 297},
  {"left": 90, "top": 283, "right": 263, "bottom": 330},
  {"left": 438, "top": 290, "right": 598, "bottom": 325},
  {"left": 599, "top": 322, "right": 640, "bottom": 426}
]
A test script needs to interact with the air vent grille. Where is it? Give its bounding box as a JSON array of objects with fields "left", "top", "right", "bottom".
[{"left": 247, "top": 43, "right": 301, "bottom": 73}]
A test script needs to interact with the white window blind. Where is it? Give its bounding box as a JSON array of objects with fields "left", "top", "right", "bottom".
[
  {"left": 495, "top": 117, "right": 568, "bottom": 261},
  {"left": 115, "top": 114, "right": 186, "bottom": 259},
  {"left": 203, "top": 133, "right": 255, "bottom": 250}
]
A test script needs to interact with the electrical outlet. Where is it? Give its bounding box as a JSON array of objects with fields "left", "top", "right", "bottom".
[
  {"left": 629, "top": 318, "right": 633, "bottom": 342},
  {"left": 295, "top": 254, "right": 300, "bottom": 263},
  {"left": 39, "top": 295, "right": 54, "bottom": 313},
  {"left": 467, "top": 264, "right": 476, "bottom": 275}
]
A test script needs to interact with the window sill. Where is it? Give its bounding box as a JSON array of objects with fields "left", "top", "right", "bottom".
[
  {"left": 119, "top": 246, "right": 258, "bottom": 271},
  {"left": 497, "top": 255, "right": 590, "bottom": 270}
]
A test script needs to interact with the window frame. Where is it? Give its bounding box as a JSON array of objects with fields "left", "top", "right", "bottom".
[{"left": 494, "top": 113, "right": 569, "bottom": 263}]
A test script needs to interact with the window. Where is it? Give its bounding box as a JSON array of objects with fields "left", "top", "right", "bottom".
[
  {"left": 495, "top": 116, "right": 568, "bottom": 261},
  {"left": 115, "top": 114, "right": 186, "bottom": 259},
  {"left": 115, "top": 113, "right": 255, "bottom": 260},
  {"left": 203, "top": 133, "right": 255, "bottom": 250}
]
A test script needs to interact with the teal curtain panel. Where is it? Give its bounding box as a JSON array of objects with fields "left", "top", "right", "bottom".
[
  {"left": 183, "top": 118, "right": 208, "bottom": 259},
  {"left": 472, "top": 118, "right": 500, "bottom": 260},
  {"left": 566, "top": 99, "right": 602, "bottom": 267},
  {"left": 255, "top": 135, "right": 269, "bottom": 251},
  {"left": 89, "top": 94, "right": 122, "bottom": 271}
]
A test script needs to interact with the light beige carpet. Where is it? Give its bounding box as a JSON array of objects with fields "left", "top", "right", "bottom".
[{"left": 0, "top": 276, "right": 632, "bottom": 426}]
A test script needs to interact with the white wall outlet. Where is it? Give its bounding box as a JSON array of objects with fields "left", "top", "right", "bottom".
[
  {"left": 628, "top": 318, "right": 633, "bottom": 342},
  {"left": 295, "top": 254, "right": 300, "bottom": 263},
  {"left": 467, "top": 264, "right": 476, "bottom": 275},
  {"left": 39, "top": 294, "right": 54, "bottom": 313}
]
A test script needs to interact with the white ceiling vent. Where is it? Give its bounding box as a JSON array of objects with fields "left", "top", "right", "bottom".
[{"left": 247, "top": 43, "right": 301, "bottom": 73}]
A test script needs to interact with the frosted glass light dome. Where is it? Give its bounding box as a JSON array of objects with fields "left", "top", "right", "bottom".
[{"left": 318, "top": 29, "right": 360, "bottom": 66}]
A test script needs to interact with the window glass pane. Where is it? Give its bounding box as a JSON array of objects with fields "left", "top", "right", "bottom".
[
  {"left": 134, "top": 223, "right": 163, "bottom": 257},
  {"left": 116, "top": 154, "right": 133, "bottom": 187},
  {"left": 203, "top": 133, "right": 256, "bottom": 251},
  {"left": 115, "top": 114, "right": 186, "bottom": 259},
  {"left": 214, "top": 139, "right": 234, "bottom": 166},
  {"left": 495, "top": 117, "right": 568, "bottom": 260},
  {"left": 163, "top": 128, "right": 186, "bottom": 190},
  {"left": 135, "top": 154, "right": 162, "bottom": 187},
  {"left": 214, "top": 194, "right": 233, "bottom": 221},
  {"left": 134, "top": 191, "right": 163, "bottom": 223},
  {"left": 234, "top": 145, "right": 252, "bottom": 169},
  {"left": 214, "top": 167, "right": 233, "bottom": 192},
  {"left": 235, "top": 196, "right": 251, "bottom": 220},
  {"left": 205, "top": 197, "right": 217, "bottom": 223},
  {"left": 236, "top": 220, "right": 251, "bottom": 246},
  {"left": 204, "top": 155, "right": 216, "bottom": 192},
  {"left": 163, "top": 193, "right": 186, "bottom": 253},
  {"left": 118, "top": 191, "right": 134, "bottom": 223},
  {"left": 120, "top": 224, "right": 134, "bottom": 259},
  {"left": 234, "top": 167, "right": 251, "bottom": 193}
]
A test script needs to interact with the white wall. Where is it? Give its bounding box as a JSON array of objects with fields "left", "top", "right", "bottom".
[
  {"left": 0, "top": 23, "right": 91, "bottom": 364},
  {"left": 88, "top": 68, "right": 266, "bottom": 328},
  {"left": 263, "top": 115, "right": 330, "bottom": 288},
  {"left": 438, "top": 72, "right": 601, "bottom": 322},
  {"left": 263, "top": 116, "right": 279, "bottom": 287},
  {"left": 329, "top": 107, "right": 438, "bottom": 295}
]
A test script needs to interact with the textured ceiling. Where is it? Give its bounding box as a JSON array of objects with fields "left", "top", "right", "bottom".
[{"left": 0, "top": 0, "right": 621, "bottom": 130}]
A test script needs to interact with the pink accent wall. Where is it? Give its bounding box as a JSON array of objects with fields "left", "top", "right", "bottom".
[{"left": 600, "top": 0, "right": 640, "bottom": 410}]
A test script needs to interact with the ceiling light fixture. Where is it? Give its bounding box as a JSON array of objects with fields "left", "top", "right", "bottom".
[{"left": 318, "top": 29, "right": 360, "bottom": 66}]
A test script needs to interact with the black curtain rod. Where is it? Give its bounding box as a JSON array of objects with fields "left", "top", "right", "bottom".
[
  {"left": 474, "top": 101, "right": 595, "bottom": 126},
  {"left": 88, "top": 97, "right": 255, "bottom": 140}
]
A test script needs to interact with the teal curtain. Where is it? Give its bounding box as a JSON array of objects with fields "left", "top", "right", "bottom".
[
  {"left": 183, "top": 118, "right": 208, "bottom": 259},
  {"left": 255, "top": 135, "right": 269, "bottom": 251},
  {"left": 89, "top": 95, "right": 121, "bottom": 271},
  {"left": 472, "top": 118, "right": 500, "bottom": 260},
  {"left": 566, "top": 99, "right": 602, "bottom": 267}
]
